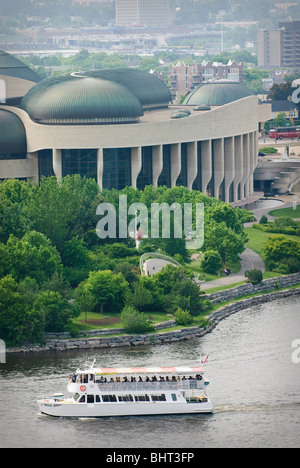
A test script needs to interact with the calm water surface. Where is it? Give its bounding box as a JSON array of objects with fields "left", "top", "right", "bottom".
[{"left": 0, "top": 297, "right": 300, "bottom": 448}]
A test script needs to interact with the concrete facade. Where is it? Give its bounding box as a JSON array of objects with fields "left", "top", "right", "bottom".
[{"left": 0, "top": 95, "right": 271, "bottom": 203}]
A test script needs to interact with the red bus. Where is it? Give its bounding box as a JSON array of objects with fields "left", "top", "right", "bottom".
[{"left": 268, "top": 127, "right": 300, "bottom": 140}]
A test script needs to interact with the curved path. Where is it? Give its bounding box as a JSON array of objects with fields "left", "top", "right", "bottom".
[{"left": 201, "top": 248, "right": 265, "bottom": 291}]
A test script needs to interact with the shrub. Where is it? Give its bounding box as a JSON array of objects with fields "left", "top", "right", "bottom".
[
  {"left": 260, "top": 147, "right": 278, "bottom": 154},
  {"left": 284, "top": 258, "right": 300, "bottom": 274},
  {"left": 245, "top": 269, "right": 263, "bottom": 285},
  {"left": 174, "top": 308, "right": 193, "bottom": 326},
  {"left": 259, "top": 215, "right": 268, "bottom": 225},
  {"left": 121, "top": 306, "right": 155, "bottom": 334},
  {"left": 201, "top": 250, "right": 222, "bottom": 274}
]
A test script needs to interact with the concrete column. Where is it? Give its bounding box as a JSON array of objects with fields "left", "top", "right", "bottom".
[
  {"left": 187, "top": 141, "right": 198, "bottom": 190},
  {"left": 224, "top": 137, "right": 235, "bottom": 203},
  {"left": 52, "top": 149, "right": 62, "bottom": 182},
  {"left": 248, "top": 132, "right": 256, "bottom": 197},
  {"left": 200, "top": 140, "right": 212, "bottom": 195},
  {"left": 152, "top": 145, "right": 163, "bottom": 188},
  {"left": 233, "top": 135, "right": 244, "bottom": 202},
  {"left": 97, "top": 148, "right": 104, "bottom": 191},
  {"left": 131, "top": 146, "right": 142, "bottom": 189},
  {"left": 212, "top": 138, "right": 224, "bottom": 200},
  {"left": 243, "top": 133, "right": 251, "bottom": 199},
  {"left": 170, "top": 143, "right": 181, "bottom": 187}
]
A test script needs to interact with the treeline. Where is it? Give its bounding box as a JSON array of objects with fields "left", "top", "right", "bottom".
[{"left": 0, "top": 176, "right": 248, "bottom": 346}]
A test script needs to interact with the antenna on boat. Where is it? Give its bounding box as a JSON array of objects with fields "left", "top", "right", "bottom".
[{"left": 85, "top": 359, "right": 96, "bottom": 370}]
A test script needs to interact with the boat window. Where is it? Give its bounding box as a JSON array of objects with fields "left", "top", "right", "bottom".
[
  {"left": 151, "top": 394, "right": 166, "bottom": 402},
  {"left": 87, "top": 395, "right": 94, "bottom": 404},
  {"left": 96, "top": 395, "right": 101, "bottom": 403},
  {"left": 171, "top": 394, "right": 177, "bottom": 402},
  {"left": 102, "top": 395, "right": 117, "bottom": 403},
  {"left": 119, "top": 395, "right": 134, "bottom": 402},
  {"left": 89, "top": 374, "right": 94, "bottom": 382},
  {"left": 134, "top": 395, "right": 150, "bottom": 402},
  {"left": 78, "top": 395, "right": 85, "bottom": 403}
]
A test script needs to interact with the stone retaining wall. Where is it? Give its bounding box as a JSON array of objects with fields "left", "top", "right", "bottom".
[
  {"left": 205, "top": 272, "right": 300, "bottom": 304},
  {"left": 7, "top": 286, "right": 300, "bottom": 354}
]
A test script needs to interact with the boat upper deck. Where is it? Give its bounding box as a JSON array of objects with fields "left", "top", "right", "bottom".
[{"left": 76, "top": 366, "right": 205, "bottom": 376}]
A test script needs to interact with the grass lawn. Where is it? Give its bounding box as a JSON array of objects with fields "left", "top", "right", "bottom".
[
  {"left": 269, "top": 206, "right": 300, "bottom": 219},
  {"left": 74, "top": 310, "right": 174, "bottom": 332},
  {"left": 189, "top": 258, "right": 241, "bottom": 282},
  {"left": 245, "top": 226, "right": 300, "bottom": 259}
]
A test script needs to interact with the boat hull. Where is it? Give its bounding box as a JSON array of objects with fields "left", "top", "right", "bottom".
[{"left": 38, "top": 400, "right": 214, "bottom": 418}]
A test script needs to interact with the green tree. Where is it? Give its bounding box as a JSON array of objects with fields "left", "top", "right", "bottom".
[
  {"left": 263, "top": 235, "right": 300, "bottom": 263},
  {"left": 1, "top": 231, "right": 62, "bottom": 284},
  {"left": 78, "top": 270, "right": 129, "bottom": 314},
  {"left": 121, "top": 306, "right": 155, "bottom": 334},
  {"left": 0, "top": 275, "right": 44, "bottom": 346},
  {"left": 34, "top": 290, "right": 80, "bottom": 333},
  {"left": 201, "top": 250, "right": 222, "bottom": 274},
  {"left": 204, "top": 222, "right": 245, "bottom": 265},
  {"left": 274, "top": 112, "right": 288, "bottom": 128},
  {"left": 75, "top": 288, "right": 97, "bottom": 323},
  {"left": 125, "top": 281, "right": 153, "bottom": 311}
]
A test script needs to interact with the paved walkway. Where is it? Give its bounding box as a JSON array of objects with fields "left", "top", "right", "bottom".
[
  {"left": 198, "top": 194, "right": 300, "bottom": 291},
  {"left": 200, "top": 248, "right": 265, "bottom": 291}
]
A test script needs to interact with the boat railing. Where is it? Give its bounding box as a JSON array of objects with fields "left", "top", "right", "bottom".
[{"left": 94, "top": 380, "right": 205, "bottom": 392}]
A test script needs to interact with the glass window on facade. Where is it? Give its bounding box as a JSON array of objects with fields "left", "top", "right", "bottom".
[
  {"left": 38, "top": 149, "right": 55, "bottom": 181},
  {"left": 176, "top": 143, "right": 187, "bottom": 187},
  {"left": 62, "top": 149, "right": 97, "bottom": 180},
  {"left": 103, "top": 148, "right": 131, "bottom": 190},
  {"left": 158, "top": 145, "right": 171, "bottom": 187},
  {"left": 137, "top": 146, "right": 153, "bottom": 190},
  {"left": 0, "top": 153, "right": 27, "bottom": 160},
  {"left": 192, "top": 142, "right": 202, "bottom": 192}
]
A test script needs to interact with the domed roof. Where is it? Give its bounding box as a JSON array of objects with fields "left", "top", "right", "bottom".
[
  {"left": 20, "top": 75, "right": 144, "bottom": 124},
  {"left": 0, "top": 50, "right": 41, "bottom": 83},
  {"left": 83, "top": 69, "right": 171, "bottom": 110},
  {"left": 0, "top": 110, "right": 27, "bottom": 154},
  {"left": 183, "top": 80, "right": 254, "bottom": 107}
]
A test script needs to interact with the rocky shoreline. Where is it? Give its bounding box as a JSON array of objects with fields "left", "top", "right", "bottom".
[{"left": 6, "top": 284, "right": 300, "bottom": 355}]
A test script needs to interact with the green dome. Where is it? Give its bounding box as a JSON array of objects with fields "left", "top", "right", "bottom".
[
  {"left": 0, "top": 50, "right": 41, "bottom": 83},
  {"left": 20, "top": 75, "right": 143, "bottom": 124},
  {"left": 83, "top": 69, "right": 171, "bottom": 110},
  {"left": 183, "top": 80, "right": 254, "bottom": 107},
  {"left": 0, "top": 109, "right": 27, "bottom": 154}
]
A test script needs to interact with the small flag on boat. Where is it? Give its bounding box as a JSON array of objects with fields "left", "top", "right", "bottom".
[{"left": 201, "top": 355, "right": 209, "bottom": 364}]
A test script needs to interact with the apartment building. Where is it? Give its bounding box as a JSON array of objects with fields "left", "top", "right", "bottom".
[
  {"left": 258, "top": 21, "right": 300, "bottom": 71},
  {"left": 170, "top": 60, "right": 244, "bottom": 97}
]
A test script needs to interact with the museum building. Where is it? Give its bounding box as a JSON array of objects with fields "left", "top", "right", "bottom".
[{"left": 0, "top": 51, "right": 271, "bottom": 203}]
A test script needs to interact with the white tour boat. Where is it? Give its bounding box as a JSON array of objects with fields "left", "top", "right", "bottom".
[{"left": 38, "top": 360, "right": 214, "bottom": 418}]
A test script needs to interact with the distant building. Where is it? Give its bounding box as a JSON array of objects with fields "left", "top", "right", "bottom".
[
  {"left": 280, "top": 20, "right": 300, "bottom": 71},
  {"left": 258, "top": 21, "right": 300, "bottom": 71},
  {"left": 115, "top": 0, "right": 170, "bottom": 27},
  {"left": 170, "top": 60, "right": 243, "bottom": 97},
  {"left": 264, "top": 100, "right": 299, "bottom": 121},
  {"left": 258, "top": 30, "right": 283, "bottom": 69}
]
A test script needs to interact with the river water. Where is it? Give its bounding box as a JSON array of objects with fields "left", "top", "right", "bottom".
[{"left": 0, "top": 296, "right": 300, "bottom": 449}]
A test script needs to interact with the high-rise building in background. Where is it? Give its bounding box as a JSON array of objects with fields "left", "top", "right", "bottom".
[
  {"left": 116, "top": 0, "right": 170, "bottom": 27},
  {"left": 258, "top": 21, "right": 300, "bottom": 71},
  {"left": 258, "top": 30, "right": 283, "bottom": 69},
  {"left": 279, "top": 20, "right": 300, "bottom": 71}
]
